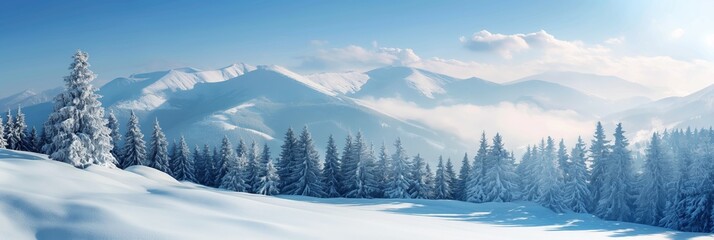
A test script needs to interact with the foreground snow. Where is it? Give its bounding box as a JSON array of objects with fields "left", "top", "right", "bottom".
[{"left": 0, "top": 149, "right": 711, "bottom": 240}]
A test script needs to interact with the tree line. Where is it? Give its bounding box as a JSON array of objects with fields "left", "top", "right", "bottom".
[{"left": 2, "top": 50, "right": 714, "bottom": 233}]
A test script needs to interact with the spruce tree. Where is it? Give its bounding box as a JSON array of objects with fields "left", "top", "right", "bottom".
[
  {"left": 518, "top": 145, "right": 539, "bottom": 201},
  {"left": 385, "top": 138, "right": 412, "bottom": 198},
  {"left": 433, "top": 157, "right": 452, "bottom": 199},
  {"left": 565, "top": 136, "right": 591, "bottom": 213},
  {"left": 483, "top": 133, "right": 519, "bottom": 202},
  {"left": 344, "top": 132, "right": 379, "bottom": 198},
  {"left": 106, "top": 111, "right": 121, "bottom": 163},
  {"left": 445, "top": 157, "right": 457, "bottom": 200},
  {"left": 5, "top": 110, "right": 17, "bottom": 150},
  {"left": 201, "top": 144, "right": 215, "bottom": 187},
  {"left": 193, "top": 145, "right": 204, "bottom": 184},
  {"left": 322, "top": 135, "right": 342, "bottom": 197},
  {"left": 120, "top": 111, "right": 146, "bottom": 169},
  {"left": 466, "top": 133, "right": 489, "bottom": 203},
  {"left": 26, "top": 127, "right": 39, "bottom": 152},
  {"left": 284, "top": 126, "right": 325, "bottom": 197},
  {"left": 537, "top": 137, "right": 567, "bottom": 213},
  {"left": 589, "top": 122, "right": 611, "bottom": 211},
  {"left": 0, "top": 117, "right": 6, "bottom": 149},
  {"left": 257, "top": 160, "right": 280, "bottom": 196},
  {"left": 149, "top": 119, "right": 171, "bottom": 175},
  {"left": 219, "top": 136, "right": 248, "bottom": 191},
  {"left": 374, "top": 142, "right": 390, "bottom": 197},
  {"left": 661, "top": 130, "right": 692, "bottom": 230},
  {"left": 244, "top": 141, "right": 261, "bottom": 193},
  {"left": 254, "top": 143, "right": 274, "bottom": 193},
  {"left": 683, "top": 131, "right": 714, "bottom": 232},
  {"left": 277, "top": 128, "right": 298, "bottom": 192},
  {"left": 596, "top": 123, "right": 635, "bottom": 221},
  {"left": 43, "top": 51, "right": 115, "bottom": 168},
  {"left": 409, "top": 154, "right": 431, "bottom": 199},
  {"left": 635, "top": 133, "right": 670, "bottom": 226},
  {"left": 455, "top": 153, "right": 471, "bottom": 201},
  {"left": 172, "top": 136, "right": 196, "bottom": 182},
  {"left": 13, "top": 107, "right": 29, "bottom": 151},
  {"left": 340, "top": 134, "right": 356, "bottom": 195},
  {"left": 557, "top": 139, "right": 570, "bottom": 184}
]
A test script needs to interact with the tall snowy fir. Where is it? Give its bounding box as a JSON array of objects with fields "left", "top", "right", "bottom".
[
  {"left": 409, "top": 154, "right": 431, "bottom": 199},
  {"left": 589, "top": 122, "right": 611, "bottom": 211},
  {"left": 536, "top": 137, "right": 567, "bottom": 213},
  {"left": 635, "top": 133, "right": 670, "bottom": 226},
  {"left": 683, "top": 131, "right": 714, "bottom": 232},
  {"left": 120, "top": 111, "right": 146, "bottom": 169},
  {"left": 340, "top": 134, "right": 356, "bottom": 195},
  {"left": 12, "top": 107, "right": 29, "bottom": 151},
  {"left": 385, "top": 138, "right": 412, "bottom": 199},
  {"left": 466, "top": 133, "right": 489, "bottom": 203},
  {"left": 518, "top": 146, "right": 539, "bottom": 201},
  {"left": 106, "top": 111, "right": 121, "bottom": 163},
  {"left": 277, "top": 128, "right": 298, "bottom": 192},
  {"left": 245, "top": 141, "right": 261, "bottom": 193},
  {"left": 4, "top": 110, "right": 17, "bottom": 150},
  {"left": 220, "top": 136, "right": 248, "bottom": 192},
  {"left": 193, "top": 146, "right": 205, "bottom": 184},
  {"left": 596, "top": 123, "right": 635, "bottom": 221},
  {"left": 201, "top": 145, "right": 215, "bottom": 187},
  {"left": 283, "top": 127, "right": 324, "bottom": 197},
  {"left": 25, "top": 127, "right": 39, "bottom": 152},
  {"left": 344, "top": 132, "right": 378, "bottom": 198},
  {"left": 557, "top": 139, "right": 570, "bottom": 184},
  {"left": 455, "top": 153, "right": 471, "bottom": 201},
  {"left": 661, "top": 130, "right": 693, "bottom": 230},
  {"left": 171, "top": 136, "right": 196, "bottom": 182},
  {"left": 254, "top": 143, "right": 277, "bottom": 194},
  {"left": 482, "top": 133, "right": 519, "bottom": 202},
  {"left": 0, "top": 117, "right": 6, "bottom": 149},
  {"left": 433, "top": 157, "right": 452, "bottom": 199},
  {"left": 565, "top": 137, "right": 591, "bottom": 213},
  {"left": 374, "top": 142, "right": 390, "bottom": 197},
  {"left": 149, "top": 119, "right": 171, "bottom": 175},
  {"left": 43, "top": 51, "right": 115, "bottom": 168},
  {"left": 445, "top": 158, "right": 457, "bottom": 200},
  {"left": 321, "top": 135, "right": 342, "bottom": 198}
]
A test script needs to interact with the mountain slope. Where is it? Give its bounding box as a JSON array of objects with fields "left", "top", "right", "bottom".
[
  {"left": 512, "top": 71, "right": 656, "bottom": 101},
  {"left": 1, "top": 149, "right": 710, "bottom": 240}
]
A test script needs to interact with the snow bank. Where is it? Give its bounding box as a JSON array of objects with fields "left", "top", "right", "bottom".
[{"left": 0, "top": 149, "right": 711, "bottom": 240}]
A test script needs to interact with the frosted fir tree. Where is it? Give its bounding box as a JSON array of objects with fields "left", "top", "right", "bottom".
[
  {"left": 557, "top": 139, "right": 570, "bottom": 183},
  {"left": 385, "top": 138, "right": 412, "bottom": 199},
  {"left": 13, "top": 107, "right": 29, "bottom": 151},
  {"left": 409, "top": 154, "right": 431, "bottom": 199},
  {"left": 445, "top": 158, "right": 456, "bottom": 200},
  {"left": 596, "top": 123, "right": 635, "bottom": 221},
  {"left": 682, "top": 133, "right": 714, "bottom": 232},
  {"left": 236, "top": 139, "right": 248, "bottom": 159},
  {"left": 245, "top": 141, "right": 261, "bottom": 193},
  {"left": 277, "top": 128, "right": 298, "bottom": 192},
  {"left": 192, "top": 145, "right": 204, "bottom": 184},
  {"left": 200, "top": 145, "right": 216, "bottom": 187},
  {"left": 0, "top": 117, "right": 6, "bottom": 149},
  {"left": 454, "top": 153, "right": 471, "bottom": 201},
  {"left": 172, "top": 136, "right": 196, "bottom": 182},
  {"left": 149, "top": 119, "right": 171, "bottom": 175},
  {"left": 466, "top": 133, "right": 489, "bottom": 203},
  {"left": 217, "top": 136, "right": 234, "bottom": 182},
  {"left": 120, "top": 111, "right": 146, "bottom": 169},
  {"left": 565, "top": 136, "right": 591, "bottom": 213},
  {"left": 221, "top": 156, "right": 249, "bottom": 192},
  {"left": 374, "top": 142, "right": 390, "bottom": 197},
  {"left": 340, "top": 134, "right": 356, "bottom": 195},
  {"left": 433, "top": 156, "right": 452, "bottom": 199},
  {"left": 660, "top": 130, "right": 693, "bottom": 230},
  {"left": 4, "top": 110, "right": 16, "bottom": 150},
  {"left": 483, "top": 133, "right": 519, "bottom": 202},
  {"left": 43, "top": 51, "right": 115, "bottom": 168},
  {"left": 425, "top": 163, "right": 435, "bottom": 199},
  {"left": 257, "top": 160, "right": 280, "bottom": 196},
  {"left": 518, "top": 145, "right": 539, "bottom": 201},
  {"left": 106, "top": 110, "right": 121, "bottom": 162},
  {"left": 634, "top": 133, "right": 671, "bottom": 225},
  {"left": 253, "top": 143, "right": 274, "bottom": 193},
  {"left": 344, "top": 132, "right": 379, "bottom": 198},
  {"left": 36, "top": 128, "right": 48, "bottom": 153},
  {"left": 589, "top": 122, "right": 611, "bottom": 211},
  {"left": 284, "top": 127, "right": 325, "bottom": 197},
  {"left": 537, "top": 137, "right": 568, "bottom": 213},
  {"left": 322, "top": 135, "right": 342, "bottom": 198},
  {"left": 25, "top": 127, "right": 39, "bottom": 153}
]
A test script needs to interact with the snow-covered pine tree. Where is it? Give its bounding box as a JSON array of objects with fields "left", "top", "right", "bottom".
[
  {"left": 466, "top": 133, "right": 489, "bottom": 203},
  {"left": 589, "top": 121, "right": 611, "bottom": 211},
  {"left": 193, "top": 145, "right": 204, "bottom": 184},
  {"left": 245, "top": 141, "right": 261, "bottom": 193},
  {"left": 344, "top": 132, "right": 378, "bottom": 198},
  {"left": 565, "top": 136, "right": 591, "bottom": 213},
  {"left": 322, "top": 135, "right": 342, "bottom": 197},
  {"left": 433, "top": 156, "right": 452, "bottom": 199},
  {"left": 43, "top": 51, "right": 115, "bottom": 168},
  {"left": 284, "top": 126, "right": 325, "bottom": 197},
  {"left": 661, "top": 130, "right": 692, "bottom": 230},
  {"left": 149, "top": 119, "right": 171, "bottom": 175},
  {"left": 340, "top": 134, "right": 356, "bottom": 195},
  {"left": 236, "top": 139, "right": 248, "bottom": 159},
  {"left": 0, "top": 117, "right": 6, "bottom": 149},
  {"left": 537, "top": 137, "right": 568, "bottom": 213},
  {"left": 683, "top": 131, "right": 714, "bottom": 232},
  {"left": 483, "top": 133, "right": 519, "bottom": 202},
  {"left": 219, "top": 136, "right": 249, "bottom": 191},
  {"left": 454, "top": 153, "right": 471, "bottom": 201},
  {"left": 596, "top": 123, "right": 635, "bottom": 221},
  {"left": 201, "top": 144, "right": 215, "bottom": 187},
  {"left": 25, "top": 127, "right": 39, "bottom": 153},
  {"left": 409, "top": 154, "right": 431, "bottom": 199},
  {"left": 254, "top": 143, "right": 275, "bottom": 194},
  {"left": 635, "top": 133, "right": 671, "bottom": 225},
  {"left": 277, "top": 128, "right": 298, "bottom": 192},
  {"left": 171, "top": 136, "right": 196, "bottom": 182},
  {"left": 518, "top": 145, "right": 539, "bottom": 201},
  {"left": 36, "top": 128, "right": 48, "bottom": 154},
  {"left": 5, "top": 110, "right": 17, "bottom": 150},
  {"left": 385, "top": 138, "right": 412, "bottom": 199},
  {"left": 557, "top": 139, "right": 570, "bottom": 184},
  {"left": 256, "top": 160, "right": 280, "bottom": 196},
  {"left": 106, "top": 110, "right": 121, "bottom": 163},
  {"left": 425, "top": 163, "right": 435, "bottom": 199},
  {"left": 13, "top": 107, "right": 29, "bottom": 151},
  {"left": 120, "top": 111, "right": 146, "bottom": 169},
  {"left": 374, "top": 142, "right": 390, "bottom": 197},
  {"left": 445, "top": 157, "right": 456, "bottom": 200}
]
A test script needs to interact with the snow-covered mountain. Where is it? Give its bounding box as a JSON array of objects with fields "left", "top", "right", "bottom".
[
  {"left": 0, "top": 87, "right": 62, "bottom": 111},
  {"left": 511, "top": 71, "right": 656, "bottom": 101},
  {"left": 2, "top": 149, "right": 710, "bottom": 240}
]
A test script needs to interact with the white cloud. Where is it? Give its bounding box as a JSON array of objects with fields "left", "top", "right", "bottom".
[
  {"left": 671, "top": 28, "right": 685, "bottom": 39},
  {"left": 459, "top": 30, "right": 607, "bottom": 59},
  {"left": 605, "top": 36, "right": 625, "bottom": 45},
  {"left": 357, "top": 97, "right": 594, "bottom": 151},
  {"left": 299, "top": 45, "right": 420, "bottom": 71}
]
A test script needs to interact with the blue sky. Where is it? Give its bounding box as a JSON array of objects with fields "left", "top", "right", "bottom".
[{"left": 1, "top": 0, "right": 713, "bottom": 97}]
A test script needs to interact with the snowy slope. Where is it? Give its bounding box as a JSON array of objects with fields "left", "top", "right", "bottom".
[
  {"left": 1, "top": 149, "right": 711, "bottom": 240},
  {"left": 0, "top": 87, "right": 62, "bottom": 110},
  {"left": 512, "top": 71, "right": 656, "bottom": 101}
]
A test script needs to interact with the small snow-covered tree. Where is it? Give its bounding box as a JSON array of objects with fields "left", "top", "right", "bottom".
[
  {"left": 466, "top": 133, "right": 489, "bottom": 203},
  {"left": 257, "top": 160, "right": 280, "bottom": 196},
  {"left": 0, "top": 117, "right": 6, "bottom": 149},
  {"left": 483, "top": 133, "right": 519, "bottom": 202},
  {"left": 277, "top": 128, "right": 298, "bottom": 192},
  {"left": 635, "top": 133, "right": 671, "bottom": 225},
  {"left": 445, "top": 158, "right": 456, "bottom": 200},
  {"left": 219, "top": 136, "right": 249, "bottom": 191},
  {"left": 409, "top": 154, "right": 431, "bottom": 199},
  {"left": 565, "top": 136, "right": 591, "bottom": 213},
  {"left": 284, "top": 126, "right": 324, "bottom": 197},
  {"left": 557, "top": 139, "right": 570, "bottom": 183},
  {"left": 5, "top": 110, "right": 17, "bottom": 150},
  {"left": 43, "top": 50, "right": 115, "bottom": 168},
  {"left": 106, "top": 110, "right": 121, "bottom": 162},
  {"left": 120, "top": 111, "right": 146, "bottom": 169},
  {"left": 149, "top": 119, "right": 171, "bottom": 175},
  {"left": 433, "top": 156, "right": 452, "bottom": 199},
  {"left": 596, "top": 123, "right": 635, "bottom": 221},
  {"left": 454, "top": 153, "right": 471, "bottom": 201},
  {"left": 172, "top": 136, "right": 196, "bottom": 182},
  {"left": 344, "top": 132, "right": 379, "bottom": 198},
  {"left": 384, "top": 138, "right": 412, "bottom": 198},
  {"left": 537, "top": 137, "right": 568, "bottom": 213},
  {"left": 322, "top": 135, "right": 342, "bottom": 197},
  {"left": 589, "top": 122, "right": 611, "bottom": 211},
  {"left": 13, "top": 107, "right": 29, "bottom": 151},
  {"left": 25, "top": 127, "right": 39, "bottom": 153},
  {"left": 244, "top": 141, "right": 261, "bottom": 193}
]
